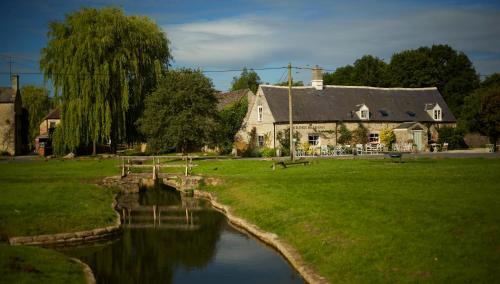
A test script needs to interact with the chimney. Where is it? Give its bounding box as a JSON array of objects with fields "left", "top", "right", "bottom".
[
  {"left": 11, "top": 74, "right": 19, "bottom": 93},
  {"left": 311, "top": 65, "right": 323, "bottom": 90}
]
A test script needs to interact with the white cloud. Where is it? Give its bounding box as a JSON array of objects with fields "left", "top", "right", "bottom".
[{"left": 163, "top": 7, "right": 500, "bottom": 89}]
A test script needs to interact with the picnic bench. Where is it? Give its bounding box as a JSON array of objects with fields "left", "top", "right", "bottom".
[
  {"left": 273, "top": 160, "right": 310, "bottom": 169},
  {"left": 387, "top": 152, "right": 403, "bottom": 163}
]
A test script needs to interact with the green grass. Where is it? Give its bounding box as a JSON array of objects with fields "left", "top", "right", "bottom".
[
  {"left": 194, "top": 158, "right": 500, "bottom": 283},
  {"left": 0, "top": 243, "right": 85, "bottom": 284},
  {"left": 0, "top": 158, "right": 119, "bottom": 237}
]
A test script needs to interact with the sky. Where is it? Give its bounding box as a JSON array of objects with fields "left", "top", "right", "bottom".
[{"left": 1, "top": 0, "right": 500, "bottom": 92}]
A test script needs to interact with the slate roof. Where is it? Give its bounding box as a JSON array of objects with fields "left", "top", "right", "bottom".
[
  {"left": 215, "top": 89, "right": 250, "bottom": 111},
  {"left": 261, "top": 85, "right": 456, "bottom": 123},
  {"left": 0, "top": 87, "right": 16, "bottom": 103},
  {"left": 394, "top": 122, "right": 424, "bottom": 130},
  {"left": 42, "top": 108, "right": 60, "bottom": 120}
]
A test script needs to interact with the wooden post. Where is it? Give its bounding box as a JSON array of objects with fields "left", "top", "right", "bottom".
[
  {"left": 153, "top": 205, "right": 156, "bottom": 222},
  {"left": 185, "top": 208, "right": 189, "bottom": 224},
  {"left": 185, "top": 155, "right": 188, "bottom": 177},
  {"left": 288, "top": 63, "right": 295, "bottom": 161}
]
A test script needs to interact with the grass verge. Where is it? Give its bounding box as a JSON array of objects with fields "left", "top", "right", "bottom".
[
  {"left": 0, "top": 243, "right": 85, "bottom": 283},
  {"left": 0, "top": 158, "right": 118, "bottom": 237},
  {"left": 194, "top": 158, "right": 500, "bottom": 283}
]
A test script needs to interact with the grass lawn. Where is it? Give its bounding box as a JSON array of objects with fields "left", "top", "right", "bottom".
[
  {"left": 0, "top": 158, "right": 119, "bottom": 237},
  {"left": 194, "top": 158, "right": 500, "bottom": 283},
  {"left": 0, "top": 243, "right": 85, "bottom": 284}
]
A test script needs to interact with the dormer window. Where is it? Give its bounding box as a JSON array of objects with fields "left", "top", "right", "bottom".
[
  {"left": 356, "top": 104, "right": 369, "bottom": 120},
  {"left": 433, "top": 109, "right": 441, "bottom": 120},
  {"left": 425, "top": 103, "right": 442, "bottom": 121},
  {"left": 257, "top": 106, "right": 263, "bottom": 122},
  {"left": 361, "top": 109, "right": 369, "bottom": 119}
]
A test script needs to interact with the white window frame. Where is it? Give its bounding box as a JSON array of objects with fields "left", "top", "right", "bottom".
[
  {"left": 308, "top": 134, "right": 320, "bottom": 146},
  {"left": 258, "top": 135, "right": 265, "bottom": 147},
  {"left": 433, "top": 109, "right": 441, "bottom": 120},
  {"left": 361, "top": 110, "right": 369, "bottom": 119},
  {"left": 369, "top": 133, "right": 380, "bottom": 143},
  {"left": 358, "top": 104, "right": 370, "bottom": 120},
  {"left": 257, "top": 106, "right": 263, "bottom": 122}
]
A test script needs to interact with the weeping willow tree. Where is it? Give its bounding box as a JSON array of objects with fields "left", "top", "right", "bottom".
[{"left": 40, "top": 7, "right": 171, "bottom": 154}]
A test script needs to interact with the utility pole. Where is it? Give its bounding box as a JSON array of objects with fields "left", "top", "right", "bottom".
[{"left": 288, "top": 63, "right": 294, "bottom": 161}]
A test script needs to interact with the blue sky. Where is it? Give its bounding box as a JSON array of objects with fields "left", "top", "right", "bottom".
[{"left": 1, "top": 0, "right": 500, "bottom": 92}]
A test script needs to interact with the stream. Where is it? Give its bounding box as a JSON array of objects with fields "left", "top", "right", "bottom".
[{"left": 62, "top": 186, "right": 304, "bottom": 284}]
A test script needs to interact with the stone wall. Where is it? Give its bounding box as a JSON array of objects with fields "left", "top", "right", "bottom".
[{"left": 0, "top": 103, "right": 16, "bottom": 155}]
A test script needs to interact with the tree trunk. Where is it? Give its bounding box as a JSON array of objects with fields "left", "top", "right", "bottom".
[{"left": 92, "top": 140, "right": 97, "bottom": 156}]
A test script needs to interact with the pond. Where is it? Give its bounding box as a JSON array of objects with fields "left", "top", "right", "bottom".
[{"left": 63, "top": 186, "right": 304, "bottom": 284}]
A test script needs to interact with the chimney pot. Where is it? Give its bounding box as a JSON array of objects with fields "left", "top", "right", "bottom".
[
  {"left": 311, "top": 65, "right": 323, "bottom": 90},
  {"left": 11, "top": 74, "right": 19, "bottom": 93}
]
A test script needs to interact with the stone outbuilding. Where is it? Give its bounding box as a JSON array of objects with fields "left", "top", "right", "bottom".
[
  {"left": 0, "top": 75, "right": 27, "bottom": 155},
  {"left": 237, "top": 67, "right": 456, "bottom": 152}
]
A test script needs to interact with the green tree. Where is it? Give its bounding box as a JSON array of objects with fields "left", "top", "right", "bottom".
[
  {"left": 323, "top": 65, "right": 354, "bottom": 85},
  {"left": 216, "top": 97, "right": 248, "bottom": 154},
  {"left": 388, "top": 44, "right": 479, "bottom": 117},
  {"left": 352, "top": 55, "right": 389, "bottom": 87},
  {"left": 138, "top": 69, "right": 218, "bottom": 154},
  {"left": 323, "top": 56, "right": 388, "bottom": 87},
  {"left": 480, "top": 73, "right": 500, "bottom": 88},
  {"left": 461, "top": 85, "right": 500, "bottom": 149},
  {"left": 40, "top": 7, "right": 171, "bottom": 155},
  {"left": 21, "top": 85, "right": 50, "bottom": 149},
  {"left": 231, "top": 68, "right": 261, "bottom": 93},
  {"left": 276, "top": 80, "right": 304, "bottom": 86}
]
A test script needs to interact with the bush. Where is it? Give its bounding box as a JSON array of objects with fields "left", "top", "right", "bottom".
[
  {"left": 337, "top": 123, "right": 352, "bottom": 145},
  {"left": 276, "top": 128, "right": 301, "bottom": 156},
  {"left": 260, "top": 147, "right": 276, "bottom": 157},
  {"left": 352, "top": 123, "right": 369, "bottom": 144},
  {"left": 380, "top": 127, "right": 396, "bottom": 147},
  {"left": 438, "top": 126, "right": 467, "bottom": 149}
]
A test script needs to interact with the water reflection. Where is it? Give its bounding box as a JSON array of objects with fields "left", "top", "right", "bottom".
[{"left": 64, "top": 186, "right": 303, "bottom": 284}]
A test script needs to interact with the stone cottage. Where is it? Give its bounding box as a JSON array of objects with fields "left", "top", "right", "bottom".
[
  {"left": 35, "top": 108, "right": 60, "bottom": 156},
  {"left": 0, "top": 75, "right": 27, "bottom": 155},
  {"left": 237, "top": 67, "right": 456, "bottom": 152}
]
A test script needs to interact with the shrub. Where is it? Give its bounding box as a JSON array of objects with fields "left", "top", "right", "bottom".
[
  {"left": 337, "top": 123, "right": 352, "bottom": 144},
  {"left": 438, "top": 126, "right": 467, "bottom": 149},
  {"left": 260, "top": 147, "right": 276, "bottom": 157},
  {"left": 380, "top": 127, "right": 396, "bottom": 147},
  {"left": 276, "top": 128, "right": 301, "bottom": 156},
  {"left": 352, "top": 123, "right": 369, "bottom": 144}
]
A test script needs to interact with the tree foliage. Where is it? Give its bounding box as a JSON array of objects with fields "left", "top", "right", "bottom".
[
  {"left": 352, "top": 123, "right": 369, "bottom": 144},
  {"left": 388, "top": 44, "right": 479, "bottom": 116},
  {"left": 231, "top": 68, "right": 261, "bottom": 93},
  {"left": 379, "top": 127, "right": 395, "bottom": 147},
  {"left": 323, "top": 45, "right": 479, "bottom": 118},
  {"left": 138, "top": 69, "right": 218, "bottom": 154},
  {"left": 323, "top": 56, "right": 388, "bottom": 86},
  {"left": 21, "top": 85, "right": 50, "bottom": 149},
  {"left": 276, "top": 80, "right": 304, "bottom": 86},
  {"left": 215, "top": 97, "right": 248, "bottom": 154},
  {"left": 40, "top": 7, "right": 171, "bottom": 154},
  {"left": 337, "top": 123, "right": 352, "bottom": 145},
  {"left": 276, "top": 128, "right": 301, "bottom": 156},
  {"left": 461, "top": 85, "right": 500, "bottom": 147}
]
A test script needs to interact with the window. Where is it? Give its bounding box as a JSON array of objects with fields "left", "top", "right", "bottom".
[
  {"left": 360, "top": 110, "right": 368, "bottom": 119},
  {"left": 433, "top": 109, "right": 441, "bottom": 120},
  {"left": 258, "top": 135, "right": 265, "bottom": 147},
  {"left": 49, "top": 121, "right": 56, "bottom": 129},
  {"left": 369, "top": 133, "right": 380, "bottom": 143},
  {"left": 257, "top": 106, "right": 263, "bottom": 122},
  {"left": 308, "top": 134, "right": 320, "bottom": 146},
  {"left": 406, "top": 111, "right": 416, "bottom": 117}
]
